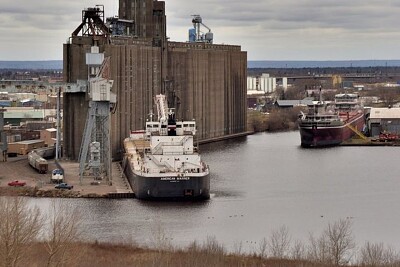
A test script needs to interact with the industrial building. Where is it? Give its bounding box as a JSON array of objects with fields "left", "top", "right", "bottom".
[
  {"left": 7, "top": 140, "right": 45, "bottom": 155},
  {"left": 40, "top": 128, "right": 57, "bottom": 147},
  {"left": 3, "top": 109, "right": 45, "bottom": 125},
  {"left": 368, "top": 108, "right": 400, "bottom": 136},
  {"left": 63, "top": 0, "right": 247, "bottom": 160}
]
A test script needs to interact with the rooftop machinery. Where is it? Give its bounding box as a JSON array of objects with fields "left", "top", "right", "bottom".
[
  {"left": 72, "top": 5, "right": 109, "bottom": 37},
  {"left": 188, "top": 15, "right": 213, "bottom": 43}
]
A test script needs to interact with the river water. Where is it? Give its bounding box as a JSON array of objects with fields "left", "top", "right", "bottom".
[{"left": 24, "top": 131, "right": 400, "bottom": 252}]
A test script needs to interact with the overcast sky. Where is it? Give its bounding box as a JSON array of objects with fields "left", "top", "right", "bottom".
[{"left": 1, "top": 0, "right": 400, "bottom": 61}]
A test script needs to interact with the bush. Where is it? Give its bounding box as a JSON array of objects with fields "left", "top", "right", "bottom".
[
  {"left": 266, "top": 107, "right": 304, "bottom": 132},
  {"left": 248, "top": 107, "right": 305, "bottom": 133}
]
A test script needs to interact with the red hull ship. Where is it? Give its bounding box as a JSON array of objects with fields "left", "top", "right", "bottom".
[{"left": 298, "top": 93, "right": 365, "bottom": 147}]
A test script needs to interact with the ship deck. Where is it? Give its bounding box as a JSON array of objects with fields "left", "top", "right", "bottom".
[{"left": 132, "top": 139, "right": 150, "bottom": 150}]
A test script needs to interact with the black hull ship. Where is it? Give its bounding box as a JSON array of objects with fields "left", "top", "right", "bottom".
[{"left": 123, "top": 94, "right": 210, "bottom": 200}]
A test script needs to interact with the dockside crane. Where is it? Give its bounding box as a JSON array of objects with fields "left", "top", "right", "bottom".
[{"left": 78, "top": 47, "right": 116, "bottom": 184}]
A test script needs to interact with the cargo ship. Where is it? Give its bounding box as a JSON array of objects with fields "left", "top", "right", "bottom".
[
  {"left": 298, "top": 93, "right": 365, "bottom": 147},
  {"left": 122, "top": 94, "right": 210, "bottom": 200}
]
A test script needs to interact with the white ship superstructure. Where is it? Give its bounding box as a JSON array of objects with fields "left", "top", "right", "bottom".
[{"left": 123, "top": 94, "right": 210, "bottom": 199}]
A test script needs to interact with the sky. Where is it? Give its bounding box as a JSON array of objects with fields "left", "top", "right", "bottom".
[{"left": 1, "top": 0, "right": 400, "bottom": 61}]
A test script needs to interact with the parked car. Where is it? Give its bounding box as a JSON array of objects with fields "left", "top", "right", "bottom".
[
  {"left": 8, "top": 180, "right": 26, "bottom": 187},
  {"left": 54, "top": 183, "right": 73, "bottom": 190}
]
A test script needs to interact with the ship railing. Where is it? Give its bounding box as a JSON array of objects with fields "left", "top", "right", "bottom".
[
  {"left": 147, "top": 129, "right": 160, "bottom": 136},
  {"left": 302, "top": 117, "right": 337, "bottom": 121},
  {"left": 300, "top": 121, "right": 338, "bottom": 127},
  {"left": 179, "top": 136, "right": 190, "bottom": 145},
  {"left": 335, "top": 99, "right": 358, "bottom": 103},
  {"left": 302, "top": 115, "right": 339, "bottom": 122},
  {"left": 182, "top": 168, "right": 201, "bottom": 173},
  {"left": 160, "top": 128, "right": 168, "bottom": 136},
  {"left": 181, "top": 160, "right": 202, "bottom": 170},
  {"left": 152, "top": 140, "right": 189, "bottom": 154},
  {"left": 141, "top": 167, "right": 170, "bottom": 174},
  {"left": 183, "top": 130, "right": 195, "bottom": 136},
  {"left": 147, "top": 154, "right": 174, "bottom": 171},
  {"left": 163, "top": 151, "right": 186, "bottom": 155},
  {"left": 152, "top": 142, "right": 164, "bottom": 154}
]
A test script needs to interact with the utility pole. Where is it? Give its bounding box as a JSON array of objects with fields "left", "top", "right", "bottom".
[
  {"left": 0, "top": 107, "right": 7, "bottom": 162},
  {"left": 55, "top": 86, "right": 61, "bottom": 160}
]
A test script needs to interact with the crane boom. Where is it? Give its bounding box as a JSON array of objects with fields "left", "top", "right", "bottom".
[{"left": 154, "top": 94, "right": 169, "bottom": 123}]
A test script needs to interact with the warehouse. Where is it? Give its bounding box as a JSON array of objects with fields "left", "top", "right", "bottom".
[
  {"left": 368, "top": 107, "right": 400, "bottom": 136},
  {"left": 7, "top": 140, "right": 45, "bottom": 155}
]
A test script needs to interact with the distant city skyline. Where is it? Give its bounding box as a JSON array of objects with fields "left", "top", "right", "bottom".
[{"left": 2, "top": 0, "right": 400, "bottom": 61}]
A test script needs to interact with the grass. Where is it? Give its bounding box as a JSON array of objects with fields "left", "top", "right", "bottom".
[{"left": 20, "top": 241, "right": 329, "bottom": 267}]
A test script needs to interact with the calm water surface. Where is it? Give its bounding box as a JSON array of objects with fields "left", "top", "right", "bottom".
[{"left": 26, "top": 131, "right": 400, "bottom": 251}]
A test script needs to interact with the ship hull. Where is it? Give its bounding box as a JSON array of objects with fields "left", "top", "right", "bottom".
[
  {"left": 124, "top": 161, "right": 210, "bottom": 200},
  {"left": 299, "top": 113, "right": 365, "bottom": 147}
]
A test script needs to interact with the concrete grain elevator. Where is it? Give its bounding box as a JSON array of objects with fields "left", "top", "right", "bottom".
[{"left": 63, "top": 0, "right": 247, "bottom": 161}]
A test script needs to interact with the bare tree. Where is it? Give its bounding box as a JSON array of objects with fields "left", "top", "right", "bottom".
[
  {"left": 379, "top": 88, "right": 400, "bottom": 107},
  {"left": 44, "top": 200, "right": 82, "bottom": 267},
  {"left": 258, "top": 237, "right": 268, "bottom": 258},
  {"left": 268, "top": 225, "right": 291, "bottom": 259},
  {"left": 307, "top": 232, "right": 329, "bottom": 264},
  {"left": 358, "top": 242, "right": 400, "bottom": 266},
  {"left": 307, "top": 219, "right": 355, "bottom": 265},
  {"left": 283, "top": 85, "right": 307, "bottom": 100},
  {"left": 291, "top": 239, "right": 306, "bottom": 260},
  {"left": 0, "top": 197, "right": 42, "bottom": 267},
  {"left": 325, "top": 219, "right": 355, "bottom": 265}
]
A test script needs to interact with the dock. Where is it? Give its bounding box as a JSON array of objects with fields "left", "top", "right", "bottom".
[
  {"left": 341, "top": 137, "right": 400, "bottom": 146},
  {"left": 35, "top": 160, "right": 136, "bottom": 198}
]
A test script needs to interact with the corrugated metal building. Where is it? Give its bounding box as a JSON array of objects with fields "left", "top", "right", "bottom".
[
  {"left": 4, "top": 110, "right": 45, "bottom": 125},
  {"left": 63, "top": 0, "right": 247, "bottom": 160},
  {"left": 368, "top": 108, "right": 400, "bottom": 136}
]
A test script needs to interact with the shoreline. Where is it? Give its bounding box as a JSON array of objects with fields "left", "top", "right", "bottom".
[{"left": 0, "top": 186, "right": 109, "bottom": 198}]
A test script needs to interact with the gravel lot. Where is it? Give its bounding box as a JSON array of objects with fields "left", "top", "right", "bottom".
[
  {"left": 0, "top": 155, "right": 54, "bottom": 187},
  {"left": 0, "top": 156, "right": 131, "bottom": 197}
]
